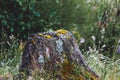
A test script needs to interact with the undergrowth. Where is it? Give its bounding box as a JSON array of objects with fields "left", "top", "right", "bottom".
[{"left": 0, "top": 34, "right": 120, "bottom": 80}]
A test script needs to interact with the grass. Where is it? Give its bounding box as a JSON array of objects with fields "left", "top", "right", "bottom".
[
  {"left": 86, "top": 51, "right": 120, "bottom": 80},
  {"left": 0, "top": 35, "right": 120, "bottom": 80}
]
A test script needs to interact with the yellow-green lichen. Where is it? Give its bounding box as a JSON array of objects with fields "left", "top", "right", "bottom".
[
  {"left": 32, "top": 39, "right": 36, "bottom": 44},
  {"left": 56, "top": 29, "right": 68, "bottom": 34},
  {"left": 38, "top": 33, "right": 43, "bottom": 36},
  {"left": 65, "top": 36, "right": 70, "bottom": 39},
  {"left": 45, "top": 35, "right": 52, "bottom": 39}
]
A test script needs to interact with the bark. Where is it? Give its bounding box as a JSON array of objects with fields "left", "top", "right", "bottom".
[{"left": 19, "top": 30, "right": 99, "bottom": 80}]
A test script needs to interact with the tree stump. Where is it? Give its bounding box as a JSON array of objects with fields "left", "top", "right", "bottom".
[{"left": 19, "top": 30, "right": 99, "bottom": 80}]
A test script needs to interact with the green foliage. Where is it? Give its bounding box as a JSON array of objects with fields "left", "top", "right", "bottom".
[
  {"left": 0, "top": 0, "right": 88, "bottom": 39},
  {"left": 0, "top": 0, "right": 41, "bottom": 39},
  {"left": 0, "top": 33, "right": 20, "bottom": 67},
  {"left": 75, "top": 0, "right": 120, "bottom": 57}
]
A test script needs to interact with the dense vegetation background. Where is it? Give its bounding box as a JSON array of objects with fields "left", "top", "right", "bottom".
[{"left": 0, "top": 0, "right": 120, "bottom": 79}]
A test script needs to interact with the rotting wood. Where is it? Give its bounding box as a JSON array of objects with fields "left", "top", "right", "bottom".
[{"left": 19, "top": 29, "right": 100, "bottom": 80}]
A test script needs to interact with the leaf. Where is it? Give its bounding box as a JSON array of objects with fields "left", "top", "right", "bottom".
[{"left": 10, "top": 27, "right": 14, "bottom": 32}]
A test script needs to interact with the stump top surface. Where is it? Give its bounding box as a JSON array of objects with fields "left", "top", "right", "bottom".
[{"left": 28, "top": 29, "right": 73, "bottom": 41}]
